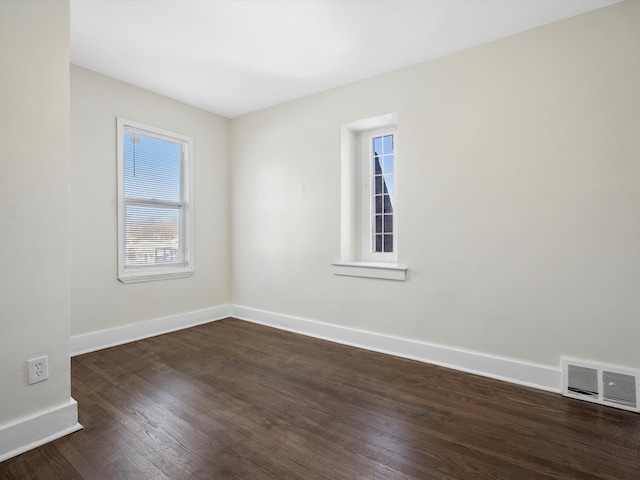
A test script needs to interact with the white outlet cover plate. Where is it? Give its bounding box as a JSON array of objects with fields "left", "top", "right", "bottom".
[{"left": 27, "top": 356, "right": 49, "bottom": 385}]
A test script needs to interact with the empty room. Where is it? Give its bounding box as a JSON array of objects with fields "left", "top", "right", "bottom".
[{"left": 1, "top": 0, "right": 639, "bottom": 478}]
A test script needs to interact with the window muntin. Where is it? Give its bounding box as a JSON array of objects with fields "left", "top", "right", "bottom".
[{"left": 117, "top": 118, "right": 193, "bottom": 283}]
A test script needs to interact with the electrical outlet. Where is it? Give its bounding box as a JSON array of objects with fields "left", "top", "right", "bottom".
[{"left": 28, "top": 356, "right": 49, "bottom": 385}]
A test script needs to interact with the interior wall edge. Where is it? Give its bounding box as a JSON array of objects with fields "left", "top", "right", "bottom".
[{"left": 230, "top": 305, "right": 561, "bottom": 394}]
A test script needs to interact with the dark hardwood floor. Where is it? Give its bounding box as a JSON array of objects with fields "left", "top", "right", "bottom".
[{"left": 2, "top": 318, "right": 639, "bottom": 479}]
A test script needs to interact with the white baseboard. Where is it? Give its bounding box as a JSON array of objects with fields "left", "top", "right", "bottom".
[
  {"left": 0, "top": 398, "right": 82, "bottom": 463},
  {"left": 69, "top": 302, "right": 560, "bottom": 392},
  {"left": 71, "top": 305, "right": 231, "bottom": 356},
  {"left": 231, "top": 305, "right": 561, "bottom": 393}
]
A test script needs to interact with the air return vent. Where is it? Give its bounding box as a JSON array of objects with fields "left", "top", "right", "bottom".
[
  {"left": 562, "top": 358, "right": 639, "bottom": 413},
  {"left": 567, "top": 364, "right": 598, "bottom": 397},
  {"left": 603, "top": 371, "right": 637, "bottom": 408}
]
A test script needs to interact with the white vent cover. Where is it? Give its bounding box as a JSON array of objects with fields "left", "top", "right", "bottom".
[{"left": 562, "top": 358, "right": 639, "bottom": 413}]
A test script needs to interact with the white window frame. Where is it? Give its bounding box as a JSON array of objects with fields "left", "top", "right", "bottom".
[
  {"left": 361, "top": 127, "right": 397, "bottom": 263},
  {"left": 332, "top": 113, "right": 406, "bottom": 281},
  {"left": 116, "top": 117, "right": 194, "bottom": 283}
]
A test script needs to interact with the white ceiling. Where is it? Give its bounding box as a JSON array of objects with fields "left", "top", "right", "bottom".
[{"left": 70, "top": 0, "right": 620, "bottom": 119}]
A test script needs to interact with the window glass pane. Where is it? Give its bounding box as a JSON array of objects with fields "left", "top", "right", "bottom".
[
  {"left": 383, "top": 175, "right": 393, "bottom": 204},
  {"left": 382, "top": 194, "right": 392, "bottom": 214},
  {"left": 383, "top": 135, "right": 393, "bottom": 154},
  {"left": 373, "top": 154, "right": 383, "bottom": 175},
  {"left": 384, "top": 214, "right": 393, "bottom": 233},
  {"left": 125, "top": 204, "right": 183, "bottom": 267},
  {"left": 374, "top": 234, "right": 383, "bottom": 253},
  {"left": 375, "top": 214, "right": 383, "bottom": 234},
  {"left": 383, "top": 155, "right": 393, "bottom": 175},
  {"left": 374, "top": 175, "right": 384, "bottom": 195},
  {"left": 373, "top": 136, "right": 383, "bottom": 156},
  {"left": 383, "top": 234, "right": 393, "bottom": 252},
  {"left": 124, "top": 131, "right": 182, "bottom": 202},
  {"left": 375, "top": 195, "right": 383, "bottom": 214}
]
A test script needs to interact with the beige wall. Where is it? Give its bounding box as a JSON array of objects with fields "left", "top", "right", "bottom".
[
  {"left": 3, "top": 0, "right": 635, "bottom": 433},
  {"left": 0, "top": 1, "right": 72, "bottom": 423},
  {"left": 70, "top": 66, "right": 230, "bottom": 336},
  {"left": 230, "top": 1, "right": 640, "bottom": 369},
  {"left": 7, "top": 0, "right": 635, "bottom": 459}
]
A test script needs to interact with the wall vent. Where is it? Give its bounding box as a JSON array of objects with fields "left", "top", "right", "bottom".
[
  {"left": 562, "top": 358, "right": 639, "bottom": 413},
  {"left": 567, "top": 364, "right": 599, "bottom": 397},
  {"left": 603, "top": 371, "right": 637, "bottom": 408}
]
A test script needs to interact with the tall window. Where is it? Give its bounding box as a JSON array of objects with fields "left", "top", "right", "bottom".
[
  {"left": 370, "top": 132, "right": 395, "bottom": 255},
  {"left": 117, "top": 118, "right": 193, "bottom": 283},
  {"left": 361, "top": 126, "right": 397, "bottom": 263},
  {"left": 334, "top": 114, "right": 405, "bottom": 280}
]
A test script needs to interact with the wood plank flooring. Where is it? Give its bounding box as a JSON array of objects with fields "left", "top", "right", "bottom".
[{"left": 2, "top": 318, "right": 639, "bottom": 479}]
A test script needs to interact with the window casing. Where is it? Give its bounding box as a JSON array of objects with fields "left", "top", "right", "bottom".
[
  {"left": 117, "top": 118, "right": 194, "bottom": 283},
  {"left": 333, "top": 113, "right": 406, "bottom": 281}
]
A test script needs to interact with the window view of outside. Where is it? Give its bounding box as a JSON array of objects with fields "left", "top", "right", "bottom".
[
  {"left": 371, "top": 133, "right": 394, "bottom": 253},
  {"left": 124, "top": 129, "right": 186, "bottom": 267}
]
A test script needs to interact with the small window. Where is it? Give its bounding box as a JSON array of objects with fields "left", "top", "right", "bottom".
[
  {"left": 117, "top": 118, "right": 193, "bottom": 283},
  {"left": 367, "top": 130, "right": 396, "bottom": 260},
  {"left": 333, "top": 114, "right": 406, "bottom": 281}
]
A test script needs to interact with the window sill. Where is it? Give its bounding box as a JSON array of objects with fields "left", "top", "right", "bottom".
[
  {"left": 118, "top": 267, "right": 194, "bottom": 284},
  {"left": 331, "top": 262, "right": 407, "bottom": 281}
]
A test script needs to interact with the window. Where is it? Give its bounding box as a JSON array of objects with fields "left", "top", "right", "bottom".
[
  {"left": 333, "top": 114, "right": 406, "bottom": 281},
  {"left": 117, "top": 118, "right": 193, "bottom": 283},
  {"left": 366, "top": 129, "right": 396, "bottom": 261}
]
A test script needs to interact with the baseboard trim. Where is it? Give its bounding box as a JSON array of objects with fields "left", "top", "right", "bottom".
[
  {"left": 0, "top": 398, "right": 82, "bottom": 463},
  {"left": 71, "top": 305, "right": 231, "bottom": 356},
  {"left": 69, "top": 303, "right": 560, "bottom": 392},
  {"left": 231, "top": 305, "right": 561, "bottom": 393}
]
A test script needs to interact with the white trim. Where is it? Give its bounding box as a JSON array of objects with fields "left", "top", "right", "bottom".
[
  {"left": 118, "top": 267, "right": 194, "bottom": 284},
  {"left": 342, "top": 113, "right": 397, "bottom": 132},
  {"left": 332, "top": 262, "right": 407, "bottom": 281},
  {"left": 231, "top": 305, "right": 561, "bottom": 393},
  {"left": 71, "top": 305, "right": 230, "bottom": 356},
  {"left": 0, "top": 399, "right": 82, "bottom": 463}
]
